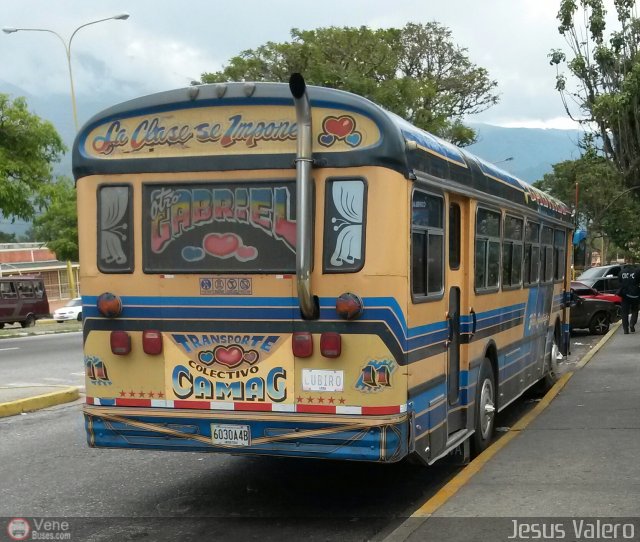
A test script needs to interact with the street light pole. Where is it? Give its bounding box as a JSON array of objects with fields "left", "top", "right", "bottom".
[
  {"left": 3, "top": 13, "right": 129, "bottom": 131},
  {"left": 3, "top": 14, "right": 130, "bottom": 299}
]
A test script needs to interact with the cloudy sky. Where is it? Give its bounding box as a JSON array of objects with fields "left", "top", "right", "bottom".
[{"left": 1, "top": 0, "right": 586, "bottom": 133}]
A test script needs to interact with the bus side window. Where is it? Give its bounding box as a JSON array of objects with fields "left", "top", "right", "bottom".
[
  {"left": 449, "top": 203, "right": 461, "bottom": 270},
  {"left": 524, "top": 221, "right": 540, "bottom": 286},
  {"left": 502, "top": 215, "right": 524, "bottom": 289},
  {"left": 541, "top": 226, "right": 554, "bottom": 283},
  {"left": 412, "top": 190, "right": 444, "bottom": 298},
  {"left": 554, "top": 229, "right": 566, "bottom": 281},
  {"left": 475, "top": 207, "right": 501, "bottom": 291}
]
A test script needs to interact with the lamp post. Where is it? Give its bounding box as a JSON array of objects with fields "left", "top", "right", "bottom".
[
  {"left": 3, "top": 14, "right": 130, "bottom": 298},
  {"left": 3, "top": 13, "right": 129, "bottom": 131}
]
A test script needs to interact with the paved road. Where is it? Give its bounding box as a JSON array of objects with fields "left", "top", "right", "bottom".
[
  {"left": 0, "top": 332, "right": 84, "bottom": 390},
  {"left": 0, "top": 331, "right": 604, "bottom": 541},
  {"left": 0, "top": 402, "right": 461, "bottom": 541}
]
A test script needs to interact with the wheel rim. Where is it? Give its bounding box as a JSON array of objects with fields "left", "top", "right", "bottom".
[
  {"left": 594, "top": 315, "right": 608, "bottom": 333},
  {"left": 549, "top": 336, "right": 562, "bottom": 377},
  {"left": 479, "top": 378, "right": 495, "bottom": 439}
]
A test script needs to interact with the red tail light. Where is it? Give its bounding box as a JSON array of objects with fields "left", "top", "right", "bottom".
[
  {"left": 142, "top": 330, "right": 163, "bottom": 355},
  {"left": 320, "top": 332, "right": 341, "bottom": 358},
  {"left": 292, "top": 331, "right": 313, "bottom": 358},
  {"left": 110, "top": 331, "right": 131, "bottom": 355}
]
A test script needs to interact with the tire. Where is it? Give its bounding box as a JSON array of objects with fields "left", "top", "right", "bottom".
[
  {"left": 472, "top": 358, "right": 496, "bottom": 455},
  {"left": 537, "top": 325, "right": 561, "bottom": 393},
  {"left": 588, "top": 312, "right": 610, "bottom": 335},
  {"left": 21, "top": 314, "right": 36, "bottom": 328},
  {"left": 0, "top": 323, "right": 4, "bottom": 329},
  {"left": 77, "top": 312, "right": 82, "bottom": 322}
]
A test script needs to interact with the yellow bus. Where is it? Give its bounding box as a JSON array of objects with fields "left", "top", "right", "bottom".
[{"left": 74, "top": 74, "right": 572, "bottom": 464}]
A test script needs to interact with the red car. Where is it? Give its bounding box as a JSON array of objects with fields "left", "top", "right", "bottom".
[{"left": 571, "top": 280, "right": 622, "bottom": 305}]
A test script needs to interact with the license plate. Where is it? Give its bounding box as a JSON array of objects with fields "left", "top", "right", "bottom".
[{"left": 211, "top": 424, "right": 251, "bottom": 447}]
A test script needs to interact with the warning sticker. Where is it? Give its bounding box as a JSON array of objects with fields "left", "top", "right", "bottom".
[{"left": 200, "top": 277, "right": 252, "bottom": 296}]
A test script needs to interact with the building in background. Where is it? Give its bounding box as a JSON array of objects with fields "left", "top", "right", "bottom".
[{"left": 0, "top": 243, "right": 79, "bottom": 306}]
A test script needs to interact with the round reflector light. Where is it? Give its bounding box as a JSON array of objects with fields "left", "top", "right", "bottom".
[
  {"left": 336, "top": 292, "right": 364, "bottom": 320},
  {"left": 97, "top": 292, "right": 123, "bottom": 318}
]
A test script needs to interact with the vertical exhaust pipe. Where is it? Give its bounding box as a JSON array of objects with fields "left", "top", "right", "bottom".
[{"left": 289, "top": 73, "right": 318, "bottom": 319}]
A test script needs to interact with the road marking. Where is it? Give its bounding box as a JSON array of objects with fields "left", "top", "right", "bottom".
[{"left": 0, "top": 347, "right": 19, "bottom": 352}]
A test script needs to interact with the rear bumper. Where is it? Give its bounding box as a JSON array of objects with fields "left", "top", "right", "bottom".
[{"left": 83, "top": 405, "right": 409, "bottom": 463}]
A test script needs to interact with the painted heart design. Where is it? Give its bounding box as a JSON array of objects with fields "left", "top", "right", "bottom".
[
  {"left": 182, "top": 246, "right": 205, "bottom": 262},
  {"left": 345, "top": 132, "right": 362, "bottom": 148},
  {"left": 324, "top": 116, "right": 354, "bottom": 138},
  {"left": 198, "top": 351, "right": 215, "bottom": 366},
  {"left": 203, "top": 233, "right": 240, "bottom": 258},
  {"left": 243, "top": 350, "right": 259, "bottom": 364},
  {"left": 236, "top": 245, "right": 258, "bottom": 261},
  {"left": 214, "top": 345, "right": 244, "bottom": 368},
  {"left": 319, "top": 133, "right": 335, "bottom": 147}
]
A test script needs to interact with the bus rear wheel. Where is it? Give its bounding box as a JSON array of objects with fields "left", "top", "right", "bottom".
[
  {"left": 472, "top": 358, "right": 496, "bottom": 455},
  {"left": 538, "top": 325, "right": 561, "bottom": 392}
]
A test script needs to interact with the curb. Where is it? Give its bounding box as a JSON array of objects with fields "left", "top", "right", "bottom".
[
  {"left": 0, "top": 386, "right": 80, "bottom": 418},
  {"left": 381, "top": 324, "right": 621, "bottom": 542}
]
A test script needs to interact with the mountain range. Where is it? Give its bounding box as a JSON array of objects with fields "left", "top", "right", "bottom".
[{"left": 1, "top": 83, "right": 584, "bottom": 235}]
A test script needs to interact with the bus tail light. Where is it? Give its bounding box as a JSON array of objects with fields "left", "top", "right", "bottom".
[
  {"left": 110, "top": 331, "right": 131, "bottom": 355},
  {"left": 292, "top": 331, "right": 313, "bottom": 358},
  {"left": 142, "top": 330, "right": 163, "bottom": 355},
  {"left": 320, "top": 332, "right": 341, "bottom": 358},
  {"left": 336, "top": 292, "right": 364, "bottom": 320}
]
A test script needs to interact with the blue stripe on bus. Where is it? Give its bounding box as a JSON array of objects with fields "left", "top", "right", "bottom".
[{"left": 82, "top": 296, "right": 548, "bottom": 355}]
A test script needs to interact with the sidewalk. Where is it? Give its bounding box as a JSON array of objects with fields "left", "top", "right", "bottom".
[
  {"left": 392, "top": 325, "right": 640, "bottom": 541},
  {"left": 0, "top": 385, "right": 79, "bottom": 417}
]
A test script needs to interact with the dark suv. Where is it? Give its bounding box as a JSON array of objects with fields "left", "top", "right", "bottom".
[{"left": 577, "top": 264, "right": 623, "bottom": 294}]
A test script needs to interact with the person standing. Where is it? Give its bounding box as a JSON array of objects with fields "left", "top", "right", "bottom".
[{"left": 618, "top": 263, "right": 640, "bottom": 333}]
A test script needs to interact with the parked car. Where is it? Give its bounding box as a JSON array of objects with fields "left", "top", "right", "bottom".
[
  {"left": 570, "top": 280, "right": 622, "bottom": 305},
  {"left": 569, "top": 292, "right": 619, "bottom": 335},
  {"left": 577, "top": 264, "right": 623, "bottom": 294},
  {"left": 52, "top": 298, "right": 83, "bottom": 322}
]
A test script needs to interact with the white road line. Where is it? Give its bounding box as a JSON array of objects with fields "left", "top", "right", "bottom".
[{"left": 0, "top": 347, "right": 19, "bottom": 352}]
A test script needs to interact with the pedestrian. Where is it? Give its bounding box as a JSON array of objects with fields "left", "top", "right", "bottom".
[{"left": 618, "top": 263, "right": 640, "bottom": 334}]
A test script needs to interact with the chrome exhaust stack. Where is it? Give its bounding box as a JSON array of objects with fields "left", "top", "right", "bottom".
[{"left": 289, "top": 73, "right": 318, "bottom": 319}]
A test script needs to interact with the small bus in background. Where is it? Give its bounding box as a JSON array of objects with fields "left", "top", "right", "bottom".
[{"left": 0, "top": 275, "right": 50, "bottom": 328}]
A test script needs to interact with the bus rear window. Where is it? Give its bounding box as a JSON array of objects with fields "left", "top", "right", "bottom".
[
  {"left": 98, "top": 185, "right": 134, "bottom": 273},
  {"left": 142, "top": 181, "right": 296, "bottom": 273},
  {"left": 323, "top": 179, "right": 366, "bottom": 273}
]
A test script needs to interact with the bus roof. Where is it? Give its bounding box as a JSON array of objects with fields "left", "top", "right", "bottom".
[{"left": 73, "top": 81, "right": 572, "bottom": 224}]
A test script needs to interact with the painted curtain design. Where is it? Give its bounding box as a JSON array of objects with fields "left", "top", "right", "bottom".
[{"left": 324, "top": 179, "right": 366, "bottom": 272}]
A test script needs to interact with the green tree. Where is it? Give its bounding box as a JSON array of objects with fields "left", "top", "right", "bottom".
[
  {"left": 0, "top": 231, "right": 17, "bottom": 243},
  {"left": 199, "top": 23, "right": 499, "bottom": 146},
  {"left": 549, "top": 0, "right": 640, "bottom": 186},
  {"left": 534, "top": 152, "right": 640, "bottom": 260},
  {"left": 31, "top": 177, "right": 78, "bottom": 261},
  {"left": 0, "top": 94, "right": 66, "bottom": 220}
]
